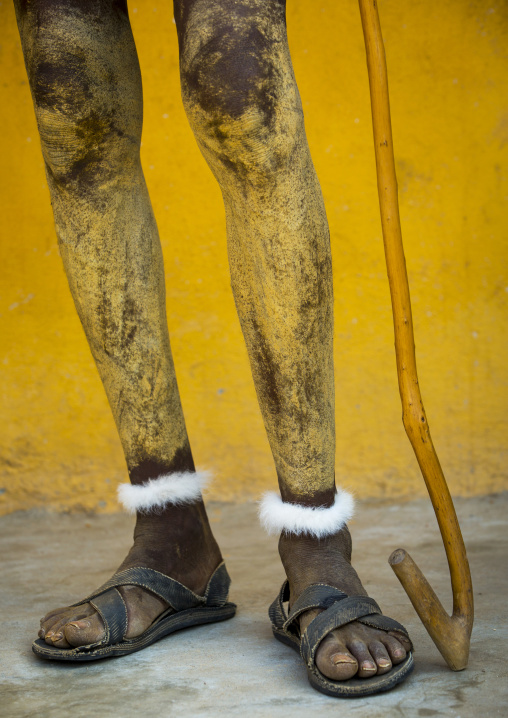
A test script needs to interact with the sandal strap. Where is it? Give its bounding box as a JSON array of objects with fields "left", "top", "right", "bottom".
[
  {"left": 89, "top": 588, "right": 128, "bottom": 646},
  {"left": 72, "top": 562, "right": 231, "bottom": 613},
  {"left": 73, "top": 567, "right": 205, "bottom": 611},
  {"left": 204, "top": 562, "right": 232, "bottom": 607},
  {"left": 301, "top": 596, "right": 382, "bottom": 667},
  {"left": 268, "top": 581, "right": 290, "bottom": 630},
  {"left": 357, "top": 612, "right": 411, "bottom": 641},
  {"left": 284, "top": 583, "right": 348, "bottom": 633}
]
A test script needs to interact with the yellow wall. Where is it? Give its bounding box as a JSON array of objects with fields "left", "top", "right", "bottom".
[{"left": 1, "top": 0, "right": 507, "bottom": 514}]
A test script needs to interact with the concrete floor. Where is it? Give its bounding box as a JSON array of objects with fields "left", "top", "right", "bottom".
[{"left": 1, "top": 494, "right": 507, "bottom": 717}]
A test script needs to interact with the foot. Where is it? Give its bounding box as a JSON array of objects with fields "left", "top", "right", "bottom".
[
  {"left": 38, "top": 502, "right": 223, "bottom": 649},
  {"left": 279, "top": 527, "right": 412, "bottom": 681}
]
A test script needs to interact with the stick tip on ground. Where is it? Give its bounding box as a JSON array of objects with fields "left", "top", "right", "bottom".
[{"left": 389, "top": 548, "right": 407, "bottom": 565}]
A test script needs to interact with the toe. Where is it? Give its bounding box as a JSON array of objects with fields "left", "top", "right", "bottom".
[
  {"left": 389, "top": 630, "right": 412, "bottom": 653},
  {"left": 315, "top": 634, "right": 359, "bottom": 681},
  {"left": 64, "top": 612, "right": 105, "bottom": 648},
  {"left": 368, "top": 639, "right": 392, "bottom": 675},
  {"left": 43, "top": 616, "right": 68, "bottom": 644},
  {"left": 41, "top": 610, "right": 88, "bottom": 643},
  {"left": 48, "top": 633, "right": 72, "bottom": 649},
  {"left": 44, "top": 616, "right": 74, "bottom": 646},
  {"left": 40, "top": 613, "right": 61, "bottom": 634},
  {"left": 327, "top": 649, "right": 359, "bottom": 681},
  {"left": 41, "top": 606, "right": 69, "bottom": 623},
  {"left": 347, "top": 639, "right": 378, "bottom": 678},
  {"left": 383, "top": 634, "right": 407, "bottom": 664}
]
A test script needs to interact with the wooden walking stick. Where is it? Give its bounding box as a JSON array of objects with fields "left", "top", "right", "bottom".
[{"left": 357, "top": 0, "right": 474, "bottom": 670}]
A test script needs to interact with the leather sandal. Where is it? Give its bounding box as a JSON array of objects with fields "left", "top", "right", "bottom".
[
  {"left": 33, "top": 561, "right": 236, "bottom": 661},
  {"left": 269, "top": 581, "right": 414, "bottom": 697}
]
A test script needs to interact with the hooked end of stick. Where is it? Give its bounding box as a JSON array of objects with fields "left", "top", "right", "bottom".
[{"left": 388, "top": 547, "right": 472, "bottom": 671}]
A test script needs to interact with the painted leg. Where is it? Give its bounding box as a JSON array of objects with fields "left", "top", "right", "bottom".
[
  {"left": 175, "top": 0, "right": 411, "bottom": 682},
  {"left": 15, "top": 0, "right": 223, "bottom": 651}
]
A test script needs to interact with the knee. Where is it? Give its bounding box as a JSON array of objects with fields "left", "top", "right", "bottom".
[
  {"left": 176, "top": 0, "right": 303, "bottom": 181},
  {"left": 24, "top": 7, "right": 141, "bottom": 188}
]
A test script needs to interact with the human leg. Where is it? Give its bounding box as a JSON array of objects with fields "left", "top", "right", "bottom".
[
  {"left": 175, "top": 0, "right": 411, "bottom": 685},
  {"left": 15, "top": 0, "right": 225, "bottom": 652}
]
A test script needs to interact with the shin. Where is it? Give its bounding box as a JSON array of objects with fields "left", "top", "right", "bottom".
[
  {"left": 15, "top": 0, "right": 195, "bottom": 485},
  {"left": 175, "top": 0, "right": 337, "bottom": 509}
]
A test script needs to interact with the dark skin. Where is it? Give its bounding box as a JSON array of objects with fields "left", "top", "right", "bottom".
[{"left": 17, "top": 0, "right": 411, "bottom": 681}]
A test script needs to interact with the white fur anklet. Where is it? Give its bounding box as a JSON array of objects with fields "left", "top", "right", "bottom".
[
  {"left": 117, "top": 471, "right": 211, "bottom": 514},
  {"left": 259, "top": 490, "right": 355, "bottom": 538}
]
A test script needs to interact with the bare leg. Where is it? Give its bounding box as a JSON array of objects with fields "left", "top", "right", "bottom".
[
  {"left": 15, "top": 0, "right": 221, "bottom": 649},
  {"left": 175, "top": 0, "right": 410, "bottom": 680}
]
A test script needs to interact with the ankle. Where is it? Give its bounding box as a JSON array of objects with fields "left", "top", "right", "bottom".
[
  {"left": 119, "top": 501, "right": 223, "bottom": 594},
  {"left": 278, "top": 527, "right": 366, "bottom": 599}
]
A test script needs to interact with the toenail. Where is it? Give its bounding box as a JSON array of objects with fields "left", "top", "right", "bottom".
[
  {"left": 362, "top": 662, "right": 376, "bottom": 671},
  {"left": 51, "top": 633, "right": 63, "bottom": 641},
  {"left": 331, "top": 654, "right": 356, "bottom": 665},
  {"left": 69, "top": 620, "right": 90, "bottom": 630},
  {"left": 46, "top": 632, "right": 54, "bottom": 638}
]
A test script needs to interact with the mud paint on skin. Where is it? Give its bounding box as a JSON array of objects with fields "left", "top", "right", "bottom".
[
  {"left": 16, "top": 0, "right": 336, "bottom": 502},
  {"left": 175, "top": 0, "right": 336, "bottom": 501},
  {"left": 15, "top": 0, "right": 194, "bottom": 483}
]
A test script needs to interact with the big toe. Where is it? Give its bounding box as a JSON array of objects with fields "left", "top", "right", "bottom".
[
  {"left": 64, "top": 612, "right": 105, "bottom": 648},
  {"left": 315, "top": 637, "right": 359, "bottom": 681}
]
